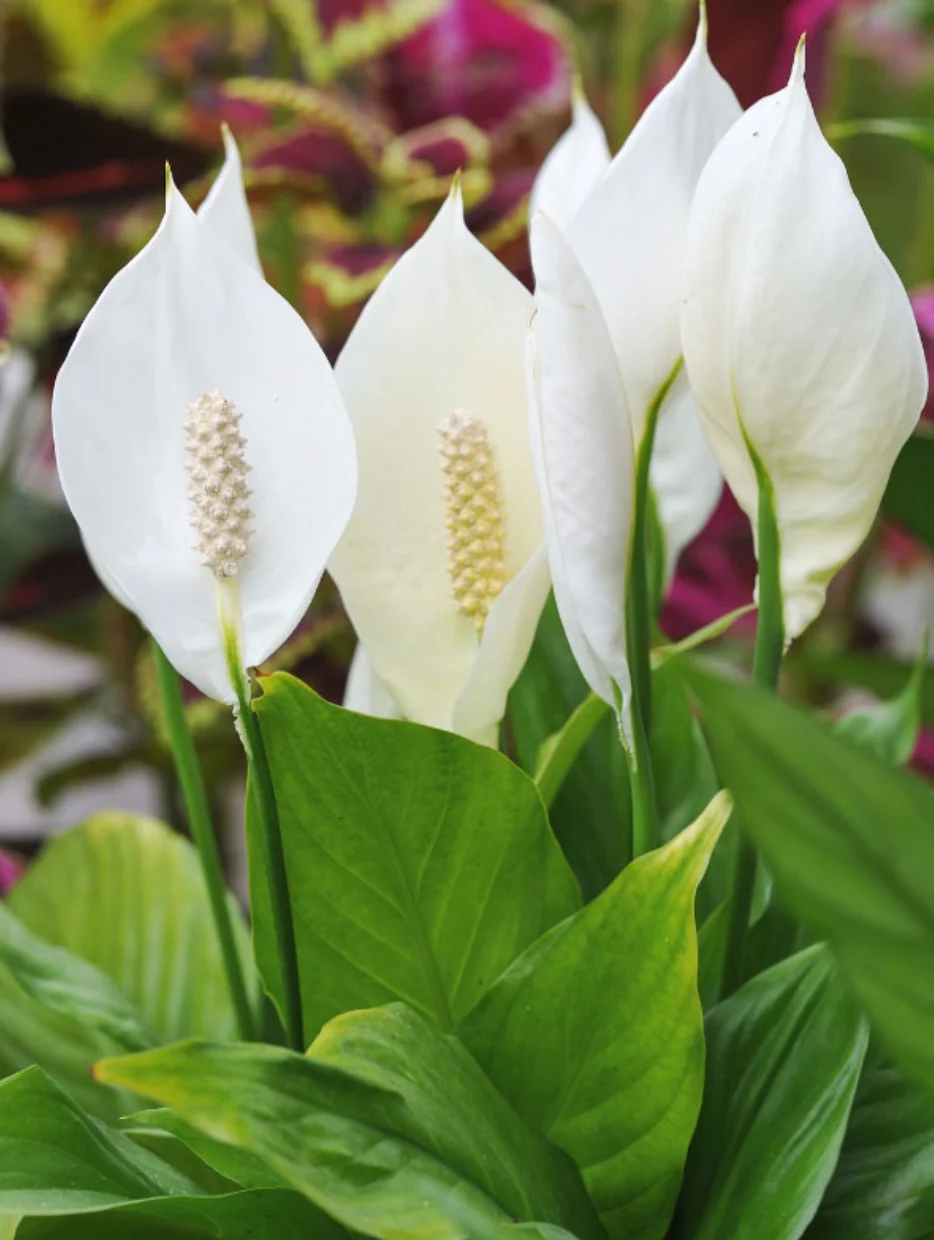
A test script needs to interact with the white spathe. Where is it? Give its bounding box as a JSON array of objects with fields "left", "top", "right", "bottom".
[
  {"left": 528, "top": 213, "right": 634, "bottom": 714},
  {"left": 529, "top": 92, "right": 611, "bottom": 232},
  {"left": 52, "top": 179, "right": 357, "bottom": 702},
  {"left": 343, "top": 643, "right": 401, "bottom": 720},
  {"left": 524, "top": 7, "right": 738, "bottom": 715},
  {"left": 329, "top": 187, "right": 549, "bottom": 747},
  {"left": 681, "top": 46, "right": 928, "bottom": 640},
  {"left": 561, "top": 10, "right": 739, "bottom": 573},
  {"left": 82, "top": 129, "right": 267, "bottom": 613}
]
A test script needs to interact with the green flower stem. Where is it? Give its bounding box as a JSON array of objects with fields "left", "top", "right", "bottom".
[
  {"left": 719, "top": 446, "right": 785, "bottom": 1000},
  {"left": 150, "top": 640, "right": 254, "bottom": 1042},
  {"left": 232, "top": 675, "right": 305, "bottom": 1053},
  {"left": 623, "top": 698, "right": 657, "bottom": 860},
  {"left": 623, "top": 360, "right": 682, "bottom": 857}
]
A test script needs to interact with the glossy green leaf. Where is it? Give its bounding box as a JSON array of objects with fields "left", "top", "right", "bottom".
[
  {"left": 681, "top": 946, "right": 869, "bottom": 1240},
  {"left": 250, "top": 673, "right": 580, "bottom": 1038},
  {"left": 0, "top": 901, "right": 153, "bottom": 1053},
  {"left": 687, "top": 664, "right": 934, "bottom": 1093},
  {"left": 8, "top": 813, "right": 255, "bottom": 1046},
  {"left": 509, "top": 595, "right": 630, "bottom": 898},
  {"left": 883, "top": 431, "right": 934, "bottom": 553},
  {"left": 460, "top": 793, "right": 731, "bottom": 1240},
  {"left": 0, "top": 1066, "right": 199, "bottom": 1214},
  {"left": 15, "top": 1190, "right": 343, "bottom": 1240},
  {"left": 834, "top": 640, "right": 926, "bottom": 765},
  {"left": 98, "top": 1003, "right": 605, "bottom": 1240},
  {"left": 808, "top": 1059, "right": 934, "bottom": 1240}
]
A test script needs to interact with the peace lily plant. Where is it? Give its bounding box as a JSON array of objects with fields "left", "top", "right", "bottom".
[{"left": 4, "top": 12, "right": 934, "bottom": 1240}]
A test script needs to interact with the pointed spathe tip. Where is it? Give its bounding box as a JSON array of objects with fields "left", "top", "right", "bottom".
[
  {"left": 449, "top": 168, "right": 463, "bottom": 201},
  {"left": 164, "top": 162, "right": 174, "bottom": 208},
  {"left": 791, "top": 32, "right": 807, "bottom": 84},
  {"left": 571, "top": 67, "right": 585, "bottom": 102},
  {"left": 696, "top": 0, "right": 708, "bottom": 45}
]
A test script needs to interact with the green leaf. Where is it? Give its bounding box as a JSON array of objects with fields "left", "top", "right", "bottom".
[
  {"left": 808, "top": 1061, "right": 934, "bottom": 1240},
  {"left": 15, "top": 1190, "right": 343, "bottom": 1240},
  {"left": 460, "top": 793, "right": 732, "bottom": 1240},
  {"left": 249, "top": 673, "right": 580, "bottom": 1037},
  {"left": 0, "top": 1066, "right": 199, "bottom": 1214},
  {"left": 794, "top": 648, "right": 934, "bottom": 729},
  {"left": 534, "top": 692, "right": 610, "bottom": 809},
  {"left": 686, "top": 664, "right": 934, "bottom": 1093},
  {"left": 681, "top": 947, "right": 869, "bottom": 1240},
  {"left": 883, "top": 430, "right": 934, "bottom": 553},
  {"left": 97, "top": 1003, "right": 605, "bottom": 1240},
  {"left": 834, "top": 639, "right": 926, "bottom": 765},
  {"left": 832, "top": 119, "right": 934, "bottom": 166},
  {"left": 127, "top": 1109, "right": 284, "bottom": 1191},
  {"left": 650, "top": 605, "right": 756, "bottom": 668},
  {"left": 8, "top": 813, "right": 255, "bottom": 1046},
  {"left": 509, "top": 595, "right": 631, "bottom": 899},
  {"left": 0, "top": 901, "right": 153, "bottom": 1053}
]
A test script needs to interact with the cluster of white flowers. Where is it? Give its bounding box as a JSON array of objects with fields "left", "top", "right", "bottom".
[{"left": 51, "top": 10, "right": 927, "bottom": 742}]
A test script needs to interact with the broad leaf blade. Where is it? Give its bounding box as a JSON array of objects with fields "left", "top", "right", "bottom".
[
  {"left": 8, "top": 813, "right": 256, "bottom": 1045},
  {"left": 15, "top": 1190, "right": 342, "bottom": 1239},
  {"left": 681, "top": 947, "right": 868, "bottom": 1240},
  {"left": 808, "top": 1061, "right": 934, "bottom": 1240},
  {"left": 0, "top": 1066, "right": 199, "bottom": 1214},
  {"left": 250, "top": 673, "right": 580, "bottom": 1037},
  {"left": 687, "top": 663, "right": 934, "bottom": 1093},
  {"left": 460, "top": 793, "right": 732, "bottom": 1240},
  {"left": 0, "top": 901, "right": 153, "bottom": 1053},
  {"left": 97, "top": 1004, "right": 605, "bottom": 1240}
]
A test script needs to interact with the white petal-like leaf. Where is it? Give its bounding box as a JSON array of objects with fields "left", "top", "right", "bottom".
[
  {"left": 567, "top": 15, "right": 740, "bottom": 439},
  {"left": 197, "top": 126, "right": 263, "bottom": 275},
  {"left": 53, "top": 184, "right": 357, "bottom": 700},
  {"left": 681, "top": 51, "right": 928, "bottom": 639},
  {"left": 528, "top": 212, "right": 633, "bottom": 712},
  {"left": 343, "top": 642, "right": 401, "bottom": 720},
  {"left": 529, "top": 94, "right": 611, "bottom": 233}
]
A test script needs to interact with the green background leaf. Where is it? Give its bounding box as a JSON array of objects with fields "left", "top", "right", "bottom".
[
  {"left": 883, "top": 431, "right": 934, "bottom": 554},
  {"left": 98, "top": 1003, "right": 605, "bottom": 1240},
  {"left": 680, "top": 947, "right": 868, "bottom": 1240},
  {"left": 7, "top": 813, "right": 255, "bottom": 1046},
  {"left": 808, "top": 1061, "right": 934, "bottom": 1240},
  {"left": 687, "top": 664, "right": 934, "bottom": 1094},
  {"left": 250, "top": 673, "right": 580, "bottom": 1037},
  {"left": 460, "top": 794, "right": 731, "bottom": 1240}
]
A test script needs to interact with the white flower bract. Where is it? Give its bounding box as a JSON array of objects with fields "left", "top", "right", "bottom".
[
  {"left": 681, "top": 46, "right": 928, "bottom": 639},
  {"left": 52, "top": 149, "right": 357, "bottom": 702}
]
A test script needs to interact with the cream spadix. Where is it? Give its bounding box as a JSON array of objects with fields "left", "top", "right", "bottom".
[
  {"left": 681, "top": 44, "right": 928, "bottom": 640},
  {"left": 52, "top": 178, "right": 357, "bottom": 701}
]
